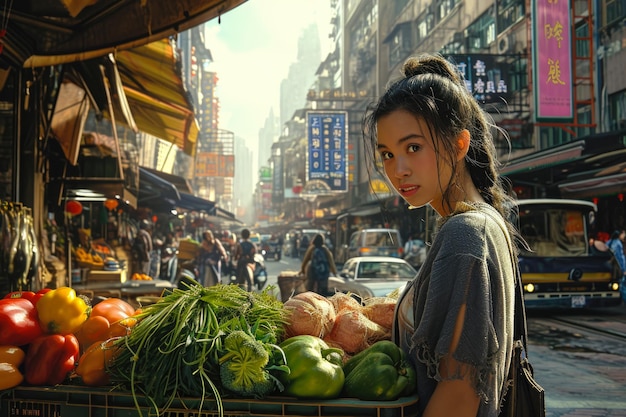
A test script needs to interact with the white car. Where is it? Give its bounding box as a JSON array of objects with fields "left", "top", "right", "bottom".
[{"left": 328, "top": 256, "right": 417, "bottom": 299}]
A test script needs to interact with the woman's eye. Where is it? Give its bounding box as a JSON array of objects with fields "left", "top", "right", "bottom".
[
  {"left": 380, "top": 151, "right": 393, "bottom": 160},
  {"left": 408, "top": 144, "right": 420, "bottom": 152}
]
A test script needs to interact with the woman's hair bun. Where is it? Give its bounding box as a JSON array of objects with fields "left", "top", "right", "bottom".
[{"left": 402, "top": 54, "right": 462, "bottom": 84}]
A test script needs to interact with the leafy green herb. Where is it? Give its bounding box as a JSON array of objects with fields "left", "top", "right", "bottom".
[{"left": 110, "top": 281, "right": 288, "bottom": 417}]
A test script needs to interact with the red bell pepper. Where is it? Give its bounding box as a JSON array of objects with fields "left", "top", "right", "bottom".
[
  {"left": 24, "top": 334, "right": 80, "bottom": 385},
  {"left": 0, "top": 298, "right": 44, "bottom": 346},
  {"left": 4, "top": 288, "right": 51, "bottom": 306}
]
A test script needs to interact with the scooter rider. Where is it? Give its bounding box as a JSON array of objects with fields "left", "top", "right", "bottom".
[{"left": 233, "top": 229, "right": 256, "bottom": 291}]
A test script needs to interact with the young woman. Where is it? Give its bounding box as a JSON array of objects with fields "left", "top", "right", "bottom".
[{"left": 362, "top": 53, "right": 519, "bottom": 417}]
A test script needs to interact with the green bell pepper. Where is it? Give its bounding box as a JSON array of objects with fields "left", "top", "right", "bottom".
[
  {"left": 342, "top": 340, "right": 417, "bottom": 401},
  {"left": 278, "top": 335, "right": 345, "bottom": 399}
]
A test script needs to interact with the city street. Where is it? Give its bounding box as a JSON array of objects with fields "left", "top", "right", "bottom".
[{"left": 263, "top": 254, "right": 626, "bottom": 417}]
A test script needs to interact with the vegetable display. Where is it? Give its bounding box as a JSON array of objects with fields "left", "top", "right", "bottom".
[
  {"left": 342, "top": 340, "right": 416, "bottom": 401},
  {"left": 0, "top": 278, "right": 416, "bottom": 416},
  {"left": 277, "top": 335, "right": 345, "bottom": 399},
  {"left": 109, "top": 282, "right": 288, "bottom": 415}
]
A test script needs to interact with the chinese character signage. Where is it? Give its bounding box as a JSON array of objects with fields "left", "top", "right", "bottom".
[
  {"left": 533, "top": 0, "right": 573, "bottom": 121},
  {"left": 446, "top": 55, "right": 511, "bottom": 106},
  {"left": 306, "top": 111, "right": 348, "bottom": 193}
]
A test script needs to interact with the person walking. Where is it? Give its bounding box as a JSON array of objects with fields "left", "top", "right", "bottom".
[
  {"left": 233, "top": 228, "right": 256, "bottom": 291},
  {"left": 132, "top": 219, "right": 153, "bottom": 276},
  {"left": 607, "top": 229, "right": 626, "bottom": 302},
  {"left": 362, "top": 53, "right": 519, "bottom": 417},
  {"left": 196, "top": 230, "right": 228, "bottom": 286},
  {"left": 300, "top": 233, "right": 337, "bottom": 296}
]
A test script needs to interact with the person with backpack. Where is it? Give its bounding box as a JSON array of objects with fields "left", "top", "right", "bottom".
[
  {"left": 233, "top": 229, "right": 256, "bottom": 291},
  {"left": 300, "top": 233, "right": 337, "bottom": 296}
]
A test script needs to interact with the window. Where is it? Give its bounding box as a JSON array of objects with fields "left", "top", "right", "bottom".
[
  {"left": 608, "top": 89, "right": 626, "bottom": 130},
  {"left": 497, "top": 0, "right": 525, "bottom": 33},
  {"left": 575, "top": 23, "right": 590, "bottom": 58},
  {"left": 466, "top": 10, "right": 496, "bottom": 52},
  {"left": 389, "top": 23, "right": 412, "bottom": 69},
  {"left": 439, "top": 0, "right": 458, "bottom": 20},
  {"left": 605, "top": 0, "right": 626, "bottom": 26}
]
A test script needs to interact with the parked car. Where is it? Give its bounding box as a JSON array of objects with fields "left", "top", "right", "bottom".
[
  {"left": 347, "top": 228, "right": 403, "bottom": 260},
  {"left": 328, "top": 256, "right": 417, "bottom": 299}
]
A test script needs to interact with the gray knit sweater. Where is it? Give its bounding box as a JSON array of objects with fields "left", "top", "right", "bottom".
[{"left": 394, "top": 202, "right": 515, "bottom": 417}]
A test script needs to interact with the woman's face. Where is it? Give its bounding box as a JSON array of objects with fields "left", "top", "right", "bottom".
[{"left": 376, "top": 110, "right": 454, "bottom": 216}]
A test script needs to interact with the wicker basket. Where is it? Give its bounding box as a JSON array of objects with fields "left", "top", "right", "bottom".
[{"left": 278, "top": 271, "right": 308, "bottom": 302}]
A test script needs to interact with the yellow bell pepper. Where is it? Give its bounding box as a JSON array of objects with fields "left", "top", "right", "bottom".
[
  {"left": 37, "top": 286, "right": 90, "bottom": 334},
  {"left": 0, "top": 345, "right": 25, "bottom": 390}
]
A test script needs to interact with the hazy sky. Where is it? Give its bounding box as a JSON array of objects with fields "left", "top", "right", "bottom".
[{"left": 204, "top": 0, "right": 333, "bottom": 148}]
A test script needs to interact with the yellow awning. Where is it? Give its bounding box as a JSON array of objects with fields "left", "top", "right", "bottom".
[{"left": 115, "top": 39, "right": 198, "bottom": 156}]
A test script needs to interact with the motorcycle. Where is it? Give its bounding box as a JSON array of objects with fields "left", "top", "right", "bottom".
[
  {"left": 253, "top": 253, "right": 267, "bottom": 290},
  {"left": 227, "top": 253, "right": 267, "bottom": 291}
]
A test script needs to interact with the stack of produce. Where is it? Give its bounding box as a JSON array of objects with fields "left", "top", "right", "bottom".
[
  {"left": 0, "top": 283, "right": 418, "bottom": 417},
  {"left": 73, "top": 247, "right": 104, "bottom": 269}
]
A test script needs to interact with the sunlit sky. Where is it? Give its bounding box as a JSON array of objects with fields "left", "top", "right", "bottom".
[{"left": 203, "top": 0, "right": 333, "bottom": 148}]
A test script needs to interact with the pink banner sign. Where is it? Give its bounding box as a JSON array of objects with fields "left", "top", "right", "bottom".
[{"left": 533, "top": 0, "right": 573, "bottom": 120}]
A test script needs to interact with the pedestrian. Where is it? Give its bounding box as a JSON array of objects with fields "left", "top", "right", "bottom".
[
  {"left": 362, "top": 53, "right": 519, "bottom": 416},
  {"left": 233, "top": 228, "right": 256, "bottom": 291},
  {"left": 196, "top": 230, "right": 228, "bottom": 286},
  {"left": 132, "top": 219, "right": 153, "bottom": 276},
  {"left": 607, "top": 229, "right": 626, "bottom": 272},
  {"left": 300, "top": 233, "right": 337, "bottom": 296}
]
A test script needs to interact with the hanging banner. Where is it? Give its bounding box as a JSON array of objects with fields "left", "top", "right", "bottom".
[
  {"left": 306, "top": 111, "right": 348, "bottom": 193},
  {"left": 532, "top": 0, "right": 574, "bottom": 121}
]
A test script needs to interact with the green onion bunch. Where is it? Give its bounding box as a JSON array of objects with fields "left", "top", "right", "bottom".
[{"left": 110, "top": 281, "right": 288, "bottom": 416}]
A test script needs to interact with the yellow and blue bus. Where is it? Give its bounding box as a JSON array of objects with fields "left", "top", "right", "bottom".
[{"left": 514, "top": 199, "right": 622, "bottom": 309}]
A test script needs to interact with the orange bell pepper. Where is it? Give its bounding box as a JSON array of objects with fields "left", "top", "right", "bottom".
[
  {"left": 74, "top": 298, "right": 137, "bottom": 351},
  {"left": 0, "top": 345, "right": 25, "bottom": 390},
  {"left": 75, "top": 338, "right": 120, "bottom": 386},
  {"left": 36, "top": 287, "right": 89, "bottom": 334}
]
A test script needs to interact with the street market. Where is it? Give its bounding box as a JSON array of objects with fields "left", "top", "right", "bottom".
[{"left": 1, "top": 1, "right": 626, "bottom": 417}]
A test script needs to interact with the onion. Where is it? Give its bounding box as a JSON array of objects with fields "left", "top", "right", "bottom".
[
  {"left": 326, "top": 309, "right": 390, "bottom": 354},
  {"left": 328, "top": 292, "right": 362, "bottom": 313},
  {"left": 283, "top": 292, "right": 336, "bottom": 338},
  {"left": 362, "top": 297, "right": 397, "bottom": 330}
]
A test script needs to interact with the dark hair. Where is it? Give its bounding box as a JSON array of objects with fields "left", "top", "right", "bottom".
[
  {"left": 241, "top": 229, "right": 250, "bottom": 239},
  {"left": 362, "top": 53, "right": 515, "bottom": 221},
  {"left": 312, "top": 233, "right": 325, "bottom": 248},
  {"left": 609, "top": 229, "right": 623, "bottom": 241}
]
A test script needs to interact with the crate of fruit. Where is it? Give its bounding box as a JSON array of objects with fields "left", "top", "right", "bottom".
[{"left": 1, "top": 385, "right": 419, "bottom": 417}]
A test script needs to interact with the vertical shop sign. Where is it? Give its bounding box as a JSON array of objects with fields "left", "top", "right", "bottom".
[
  {"left": 533, "top": 0, "right": 573, "bottom": 121},
  {"left": 306, "top": 111, "right": 348, "bottom": 193}
]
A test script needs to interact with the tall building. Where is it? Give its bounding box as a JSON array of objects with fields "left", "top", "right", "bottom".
[
  {"left": 234, "top": 135, "right": 255, "bottom": 224},
  {"left": 258, "top": 107, "right": 279, "bottom": 173},
  {"left": 279, "top": 24, "right": 323, "bottom": 127}
]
